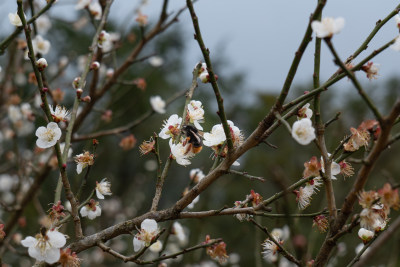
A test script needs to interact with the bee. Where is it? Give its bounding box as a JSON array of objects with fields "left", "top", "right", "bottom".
[{"left": 181, "top": 125, "right": 203, "bottom": 154}]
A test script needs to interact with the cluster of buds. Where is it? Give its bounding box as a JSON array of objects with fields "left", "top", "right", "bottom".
[
  {"left": 48, "top": 201, "right": 66, "bottom": 223},
  {"left": 204, "top": 235, "right": 229, "bottom": 264},
  {"left": 344, "top": 119, "right": 380, "bottom": 152}
]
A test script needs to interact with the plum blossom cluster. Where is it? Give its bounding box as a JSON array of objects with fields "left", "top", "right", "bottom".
[
  {"left": 357, "top": 183, "right": 399, "bottom": 242},
  {"left": 80, "top": 178, "right": 112, "bottom": 220}
]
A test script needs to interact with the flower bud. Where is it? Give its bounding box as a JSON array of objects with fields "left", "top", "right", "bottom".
[
  {"left": 358, "top": 228, "right": 374, "bottom": 243},
  {"left": 82, "top": 96, "right": 91, "bottom": 103},
  {"left": 90, "top": 61, "right": 100, "bottom": 70},
  {"left": 36, "top": 58, "right": 48, "bottom": 71},
  {"left": 76, "top": 88, "right": 83, "bottom": 98},
  {"left": 72, "top": 77, "right": 81, "bottom": 89}
]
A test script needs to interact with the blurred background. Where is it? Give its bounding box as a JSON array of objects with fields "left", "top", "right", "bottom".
[{"left": 0, "top": 0, "right": 400, "bottom": 266}]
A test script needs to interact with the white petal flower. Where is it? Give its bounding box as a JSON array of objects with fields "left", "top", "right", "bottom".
[
  {"left": 390, "top": 36, "right": 400, "bottom": 52},
  {"left": 172, "top": 222, "right": 187, "bottom": 244},
  {"left": 203, "top": 124, "right": 226, "bottom": 147},
  {"left": 262, "top": 233, "right": 281, "bottom": 263},
  {"left": 320, "top": 154, "right": 341, "bottom": 180},
  {"left": 298, "top": 103, "right": 313, "bottom": 119},
  {"left": 133, "top": 219, "right": 160, "bottom": 251},
  {"left": 291, "top": 118, "right": 316, "bottom": 145},
  {"left": 169, "top": 139, "right": 193, "bottom": 166},
  {"left": 21, "top": 229, "right": 66, "bottom": 264},
  {"left": 149, "top": 240, "right": 163, "bottom": 253},
  {"left": 358, "top": 228, "right": 374, "bottom": 242},
  {"left": 80, "top": 200, "right": 101, "bottom": 220},
  {"left": 311, "top": 17, "right": 345, "bottom": 38},
  {"left": 187, "top": 100, "right": 205, "bottom": 130},
  {"left": 49, "top": 105, "right": 70, "bottom": 123},
  {"left": 8, "top": 12, "right": 22, "bottom": 27},
  {"left": 89, "top": 0, "right": 102, "bottom": 20},
  {"left": 150, "top": 96, "right": 166, "bottom": 114},
  {"left": 95, "top": 178, "right": 112, "bottom": 199},
  {"left": 36, "top": 15, "right": 52, "bottom": 35},
  {"left": 35, "top": 122, "right": 62, "bottom": 149},
  {"left": 159, "top": 114, "right": 182, "bottom": 139},
  {"left": 75, "top": 151, "right": 94, "bottom": 174},
  {"left": 32, "top": 35, "right": 51, "bottom": 55},
  {"left": 148, "top": 56, "right": 164, "bottom": 67}
]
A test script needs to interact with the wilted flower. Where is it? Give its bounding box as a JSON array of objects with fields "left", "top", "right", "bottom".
[
  {"left": 80, "top": 199, "right": 101, "bottom": 220},
  {"left": 294, "top": 186, "right": 314, "bottom": 210},
  {"left": 313, "top": 215, "right": 329, "bottom": 233},
  {"left": 59, "top": 248, "right": 81, "bottom": 267},
  {"left": 74, "top": 151, "right": 94, "bottom": 174},
  {"left": 378, "top": 183, "right": 400, "bottom": 210},
  {"left": 359, "top": 205, "right": 387, "bottom": 231},
  {"left": 133, "top": 77, "right": 147, "bottom": 91},
  {"left": 262, "top": 232, "right": 282, "bottom": 263},
  {"left": 205, "top": 235, "right": 229, "bottom": 264},
  {"left": 49, "top": 105, "right": 70, "bottom": 123},
  {"left": 358, "top": 190, "right": 379, "bottom": 209},
  {"left": 95, "top": 178, "right": 112, "bottom": 199},
  {"left": 119, "top": 134, "right": 137, "bottom": 150},
  {"left": 150, "top": 96, "right": 166, "bottom": 114},
  {"left": 159, "top": 114, "right": 182, "bottom": 139},
  {"left": 35, "top": 122, "right": 62, "bottom": 149},
  {"left": 291, "top": 118, "right": 316, "bottom": 145},
  {"left": 133, "top": 219, "right": 160, "bottom": 251},
  {"left": 21, "top": 228, "right": 66, "bottom": 264},
  {"left": 311, "top": 17, "right": 345, "bottom": 38},
  {"left": 339, "top": 160, "right": 354, "bottom": 178},
  {"left": 139, "top": 137, "right": 155, "bottom": 155},
  {"left": 303, "top": 156, "right": 321, "bottom": 178},
  {"left": 361, "top": 62, "right": 380, "bottom": 80},
  {"left": 344, "top": 127, "right": 370, "bottom": 152},
  {"left": 250, "top": 190, "right": 263, "bottom": 206}
]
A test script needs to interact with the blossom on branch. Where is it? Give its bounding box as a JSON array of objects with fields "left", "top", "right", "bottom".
[
  {"left": 35, "top": 122, "right": 62, "bottom": 149},
  {"left": 169, "top": 139, "right": 194, "bottom": 166},
  {"left": 311, "top": 17, "right": 345, "bottom": 38},
  {"left": 8, "top": 12, "right": 22, "bottom": 27},
  {"left": 32, "top": 35, "right": 51, "bottom": 55},
  {"left": 358, "top": 228, "right": 374, "bottom": 243},
  {"left": 21, "top": 228, "right": 66, "bottom": 264},
  {"left": 187, "top": 100, "right": 205, "bottom": 130},
  {"left": 361, "top": 62, "right": 380, "bottom": 80},
  {"left": 80, "top": 199, "right": 101, "bottom": 220},
  {"left": 205, "top": 235, "right": 229, "bottom": 264},
  {"left": 133, "top": 219, "right": 160, "bottom": 251},
  {"left": 150, "top": 95, "right": 166, "bottom": 114},
  {"left": 74, "top": 151, "right": 94, "bottom": 174},
  {"left": 262, "top": 232, "right": 282, "bottom": 263},
  {"left": 49, "top": 105, "right": 70, "bottom": 123},
  {"left": 291, "top": 118, "right": 316, "bottom": 145},
  {"left": 297, "top": 103, "right": 313, "bottom": 119},
  {"left": 96, "top": 178, "right": 112, "bottom": 199},
  {"left": 159, "top": 114, "right": 182, "bottom": 139}
]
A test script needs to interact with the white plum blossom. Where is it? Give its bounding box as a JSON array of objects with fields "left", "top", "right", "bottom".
[
  {"left": 311, "top": 17, "right": 345, "bottom": 38},
  {"left": 35, "top": 122, "right": 62, "bottom": 149},
  {"left": 295, "top": 186, "right": 314, "bottom": 210},
  {"left": 148, "top": 56, "right": 164, "bottom": 67},
  {"left": 150, "top": 96, "right": 166, "bottom": 114},
  {"left": 159, "top": 114, "right": 182, "bottom": 139},
  {"left": 320, "top": 155, "right": 341, "bottom": 180},
  {"left": 36, "top": 15, "right": 52, "bottom": 35},
  {"left": 358, "top": 228, "right": 374, "bottom": 242},
  {"left": 391, "top": 36, "right": 400, "bottom": 52},
  {"left": 80, "top": 199, "right": 101, "bottom": 220},
  {"left": 95, "top": 178, "right": 112, "bottom": 199},
  {"left": 262, "top": 232, "right": 282, "bottom": 263},
  {"left": 49, "top": 104, "right": 70, "bottom": 123},
  {"left": 291, "top": 118, "right": 316, "bottom": 145},
  {"left": 21, "top": 229, "right": 66, "bottom": 264},
  {"left": 362, "top": 62, "right": 380, "bottom": 80},
  {"left": 187, "top": 100, "right": 205, "bottom": 130},
  {"left": 169, "top": 139, "right": 193, "bottom": 166},
  {"left": 89, "top": 0, "right": 102, "bottom": 20},
  {"left": 98, "top": 30, "right": 113, "bottom": 52},
  {"left": 149, "top": 240, "right": 163, "bottom": 253},
  {"left": 133, "top": 219, "right": 160, "bottom": 252},
  {"left": 8, "top": 12, "right": 22, "bottom": 27},
  {"left": 75, "top": 151, "right": 94, "bottom": 174},
  {"left": 203, "top": 123, "right": 226, "bottom": 147},
  {"left": 32, "top": 35, "right": 51, "bottom": 55}
]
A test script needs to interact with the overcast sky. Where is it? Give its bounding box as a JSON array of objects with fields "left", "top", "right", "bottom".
[{"left": 1, "top": 0, "right": 399, "bottom": 94}]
